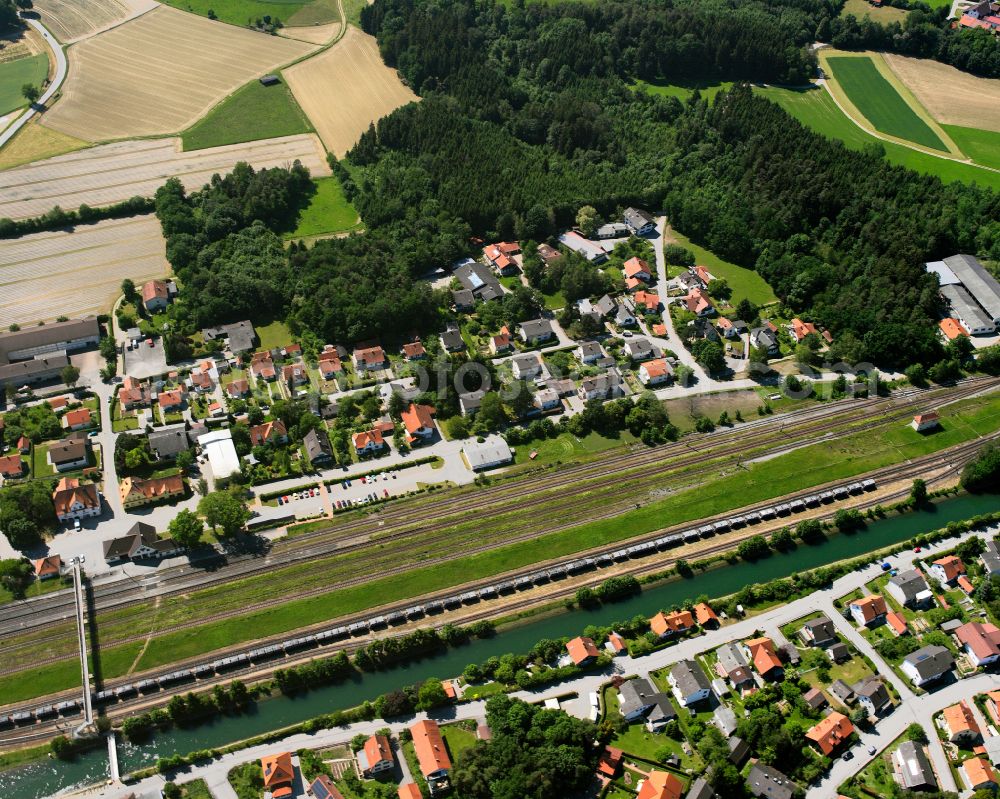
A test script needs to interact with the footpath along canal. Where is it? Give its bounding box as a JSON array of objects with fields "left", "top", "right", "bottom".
[{"left": 3, "top": 492, "right": 1000, "bottom": 797}]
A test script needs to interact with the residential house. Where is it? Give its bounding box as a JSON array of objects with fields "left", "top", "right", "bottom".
[
  {"left": 750, "top": 326, "right": 780, "bottom": 356},
  {"left": 103, "top": 521, "right": 181, "bottom": 563},
  {"left": 713, "top": 705, "right": 738, "bottom": 737},
  {"left": 249, "top": 420, "right": 288, "bottom": 447},
  {"left": 595, "top": 222, "right": 630, "bottom": 239},
  {"left": 803, "top": 688, "right": 828, "bottom": 712},
  {"left": 963, "top": 758, "right": 998, "bottom": 791},
  {"left": 677, "top": 271, "right": 703, "bottom": 291},
  {"left": 636, "top": 771, "right": 684, "bottom": 799},
  {"left": 398, "top": 785, "right": 422, "bottom": 799},
  {"left": 354, "top": 345, "right": 388, "bottom": 372},
  {"left": 798, "top": 615, "right": 837, "bottom": 647},
  {"left": 359, "top": 734, "right": 395, "bottom": 777},
  {"left": 929, "top": 555, "right": 966, "bottom": 587},
  {"left": 281, "top": 363, "right": 308, "bottom": 386},
  {"left": 577, "top": 341, "right": 605, "bottom": 364},
  {"left": 594, "top": 294, "right": 617, "bottom": 317},
  {"left": 606, "top": 632, "right": 628, "bottom": 656},
  {"left": 0, "top": 452, "right": 25, "bottom": 478},
  {"left": 939, "top": 318, "right": 969, "bottom": 342},
  {"left": 141, "top": 279, "right": 170, "bottom": 312},
  {"left": 686, "top": 778, "right": 714, "bottom": 799},
  {"left": 901, "top": 645, "right": 954, "bottom": 687},
  {"left": 615, "top": 303, "right": 637, "bottom": 327},
  {"left": 829, "top": 680, "right": 855, "bottom": 706},
  {"left": 623, "top": 257, "right": 651, "bottom": 283},
  {"left": 789, "top": 318, "right": 819, "bottom": 343},
  {"left": 853, "top": 677, "right": 892, "bottom": 717},
  {"left": 597, "top": 746, "right": 623, "bottom": 779},
  {"left": 119, "top": 376, "right": 152, "bottom": 411},
  {"left": 559, "top": 231, "right": 608, "bottom": 263},
  {"left": 623, "top": 207, "right": 656, "bottom": 236},
  {"left": 956, "top": 621, "right": 1000, "bottom": 667},
  {"left": 911, "top": 412, "right": 940, "bottom": 432},
  {"left": 452, "top": 288, "right": 476, "bottom": 311},
  {"left": 894, "top": 741, "right": 937, "bottom": 792},
  {"left": 260, "top": 752, "right": 295, "bottom": 799},
  {"left": 651, "top": 610, "right": 695, "bottom": 638},
  {"left": 512, "top": 353, "right": 542, "bottom": 380},
  {"left": 410, "top": 720, "right": 452, "bottom": 796},
  {"left": 148, "top": 427, "right": 190, "bottom": 461},
  {"left": 694, "top": 602, "right": 720, "bottom": 629},
  {"left": 119, "top": 475, "right": 185, "bottom": 509},
  {"left": 668, "top": 659, "right": 712, "bottom": 706},
  {"left": 943, "top": 701, "right": 981, "bottom": 745},
  {"left": 983, "top": 541, "right": 1000, "bottom": 577},
  {"left": 34, "top": 554, "right": 62, "bottom": 580},
  {"left": 353, "top": 429, "right": 385, "bottom": 456},
  {"left": 49, "top": 437, "right": 90, "bottom": 472},
  {"left": 684, "top": 288, "right": 715, "bottom": 317},
  {"left": 190, "top": 371, "right": 214, "bottom": 394},
  {"left": 960, "top": 0, "right": 1000, "bottom": 29},
  {"left": 806, "top": 711, "right": 854, "bottom": 756},
  {"left": 61, "top": 408, "right": 92, "bottom": 431},
  {"left": 490, "top": 328, "right": 513, "bottom": 355},
  {"left": 693, "top": 265, "right": 714, "bottom": 285},
  {"left": 578, "top": 372, "right": 622, "bottom": 402},
  {"left": 537, "top": 243, "right": 562, "bottom": 264},
  {"left": 634, "top": 291, "right": 661, "bottom": 314},
  {"left": 401, "top": 404, "right": 436, "bottom": 444},
  {"left": 534, "top": 388, "right": 561, "bottom": 412},
  {"left": 886, "top": 569, "right": 934, "bottom": 608},
  {"left": 226, "top": 379, "right": 251, "bottom": 399},
  {"left": 157, "top": 389, "right": 186, "bottom": 413},
  {"left": 744, "top": 637, "right": 783, "bottom": 681},
  {"left": 849, "top": 595, "right": 887, "bottom": 627},
  {"left": 303, "top": 429, "right": 334, "bottom": 465},
  {"left": 440, "top": 328, "right": 466, "bottom": 352},
  {"left": 455, "top": 261, "right": 504, "bottom": 302},
  {"left": 311, "top": 775, "right": 345, "bottom": 799},
  {"left": 715, "top": 643, "right": 755, "bottom": 692},
  {"left": 520, "top": 319, "right": 555, "bottom": 345},
  {"left": 459, "top": 390, "right": 485, "bottom": 416},
  {"left": 746, "top": 763, "right": 799, "bottom": 799},
  {"left": 618, "top": 678, "right": 676, "bottom": 730},
  {"left": 566, "top": 636, "right": 600, "bottom": 666},
  {"left": 728, "top": 736, "right": 751, "bottom": 766},
  {"left": 638, "top": 358, "right": 672, "bottom": 386},
  {"left": 625, "top": 337, "right": 655, "bottom": 361},
  {"left": 250, "top": 351, "right": 277, "bottom": 381},
  {"left": 887, "top": 611, "right": 909, "bottom": 637},
  {"left": 483, "top": 242, "right": 521, "bottom": 276}
]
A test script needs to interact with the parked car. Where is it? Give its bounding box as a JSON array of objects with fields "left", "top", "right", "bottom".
[{"left": 73, "top": 518, "right": 81, "bottom": 531}]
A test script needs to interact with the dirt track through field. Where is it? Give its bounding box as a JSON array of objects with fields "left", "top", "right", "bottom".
[
  {"left": 43, "top": 6, "right": 316, "bottom": 141},
  {"left": 0, "top": 133, "right": 329, "bottom": 220},
  {"left": 883, "top": 53, "right": 1000, "bottom": 133},
  {"left": 284, "top": 25, "right": 417, "bottom": 157},
  {"left": 0, "top": 215, "right": 168, "bottom": 326}
]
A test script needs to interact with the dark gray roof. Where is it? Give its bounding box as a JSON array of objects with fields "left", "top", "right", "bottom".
[
  {"left": 0, "top": 317, "right": 99, "bottom": 363},
  {"left": 982, "top": 540, "right": 1000, "bottom": 575},
  {"left": 943, "top": 253, "right": 1000, "bottom": 322},
  {"left": 225, "top": 321, "right": 256, "bottom": 353},
  {"left": 0, "top": 352, "right": 69, "bottom": 386},
  {"left": 800, "top": 615, "right": 836, "bottom": 644},
  {"left": 888, "top": 569, "right": 930, "bottom": 602},
  {"left": 717, "top": 643, "right": 748, "bottom": 674},
  {"left": 304, "top": 428, "right": 333, "bottom": 463},
  {"left": 686, "top": 777, "right": 715, "bottom": 799},
  {"left": 828, "top": 642, "right": 850, "bottom": 662},
  {"left": 895, "top": 741, "right": 937, "bottom": 791},
  {"left": 452, "top": 288, "right": 475, "bottom": 308},
  {"left": 941, "top": 283, "right": 994, "bottom": 331},
  {"left": 455, "top": 262, "right": 503, "bottom": 300},
  {"left": 853, "top": 676, "right": 890, "bottom": 711},
  {"left": 829, "top": 679, "right": 854, "bottom": 703},
  {"left": 728, "top": 735, "right": 751, "bottom": 765},
  {"left": 747, "top": 763, "right": 799, "bottom": 799},
  {"left": 440, "top": 329, "right": 465, "bottom": 351},
  {"left": 148, "top": 427, "right": 189, "bottom": 459},
  {"left": 619, "top": 678, "right": 667, "bottom": 718},
  {"left": 903, "top": 645, "right": 954, "bottom": 680},
  {"left": 594, "top": 294, "right": 616, "bottom": 316},
  {"left": 520, "top": 319, "right": 554, "bottom": 340},
  {"left": 623, "top": 207, "right": 655, "bottom": 231},
  {"left": 670, "top": 659, "right": 711, "bottom": 697},
  {"left": 625, "top": 337, "right": 653, "bottom": 359},
  {"left": 578, "top": 341, "right": 603, "bottom": 358},
  {"left": 459, "top": 390, "right": 485, "bottom": 413}
]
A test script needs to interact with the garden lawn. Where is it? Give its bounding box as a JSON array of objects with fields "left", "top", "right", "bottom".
[
  {"left": 182, "top": 78, "right": 313, "bottom": 151},
  {"left": 826, "top": 56, "right": 946, "bottom": 151},
  {"left": 256, "top": 320, "right": 294, "bottom": 350},
  {"left": 665, "top": 227, "right": 776, "bottom": 306},
  {"left": 287, "top": 177, "right": 359, "bottom": 238},
  {"left": 507, "top": 430, "right": 636, "bottom": 470},
  {"left": 441, "top": 723, "right": 477, "bottom": 759},
  {"left": 755, "top": 86, "right": 1000, "bottom": 191},
  {"left": 179, "top": 780, "right": 213, "bottom": 799},
  {"left": 0, "top": 53, "right": 48, "bottom": 115}
]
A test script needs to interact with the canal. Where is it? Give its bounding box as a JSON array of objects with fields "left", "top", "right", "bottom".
[{"left": 4, "top": 492, "right": 999, "bottom": 797}]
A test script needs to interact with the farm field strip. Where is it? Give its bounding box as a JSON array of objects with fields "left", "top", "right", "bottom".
[
  {"left": 32, "top": 0, "right": 159, "bottom": 43},
  {"left": 823, "top": 53, "right": 951, "bottom": 152},
  {"left": 284, "top": 25, "right": 418, "bottom": 157},
  {"left": 0, "top": 134, "right": 329, "bottom": 220},
  {"left": 0, "top": 215, "right": 168, "bottom": 326},
  {"left": 43, "top": 6, "right": 316, "bottom": 141}
]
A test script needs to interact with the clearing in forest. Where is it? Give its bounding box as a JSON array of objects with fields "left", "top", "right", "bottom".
[
  {"left": 42, "top": 6, "right": 316, "bottom": 141},
  {"left": 822, "top": 53, "right": 951, "bottom": 152},
  {"left": 0, "top": 215, "right": 169, "bottom": 327},
  {"left": 31, "top": 0, "right": 158, "bottom": 43},
  {"left": 882, "top": 53, "right": 1000, "bottom": 134},
  {"left": 284, "top": 25, "right": 418, "bottom": 157},
  {"left": 0, "top": 134, "right": 329, "bottom": 220}
]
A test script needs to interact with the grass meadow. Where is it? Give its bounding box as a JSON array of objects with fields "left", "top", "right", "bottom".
[{"left": 0, "top": 53, "right": 49, "bottom": 115}]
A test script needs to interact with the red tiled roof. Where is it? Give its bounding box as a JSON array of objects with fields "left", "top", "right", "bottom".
[
  {"left": 597, "top": 746, "right": 623, "bottom": 778},
  {"left": 943, "top": 701, "right": 980, "bottom": 739},
  {"left": 401, "top": 403, "right": 435, "bottom": 437},
  {"left": 956, "top": 621, "right": 1000, "bottom": 663},
  {"left": 806, "top": 712, "right": 854, "bottom": 755},
  {"left": 363, "top": 734, "right": 393, "bottom": 769},
  {"left": 410, "top": 720, "right": 452, "bottom": 777},
  {"left": 637, "top": 770, "right": 684, "bottom": 799},
  {"left": 886, "top": 611, "right": 908, "bottom": 635},
  {"left": 850, "top": 595, "right": 887, "bottom": 623},
  {"left": 261, "top": 752, "right": 294, "bottom": 790},
  {"left": 403, "top": 341, "right": 426, "bottom": 358},
  {"left": 746, "top": 637, "right": 783, "bottom": 675},
  {"left": 623, "top": 257, "right": 650, "bottom": 279},
  {"left": 634, "top": 290, "right": 660, "bottom": 311},
  {"left": 249, "top": 420, "right": 287, "bottom": 446},
  {"left": 398, "top": 785, "right": 422, "bottom": 799},
  {"left": 939, "top": 318, "right": 968, "bottom": 340},
  {"left": 352, "top": 429, "right": 384, "bottom": 450},
  {"left": 694, "top": 265, "right": 714, "bottom": 284},
  {"left": 62, "top": 408, "right": 92, "bottom": 427},
  {"left": 963, "top": 757, "right": 998, "bottom": 788},
  {"left": 566, "top": 635, "right": 600, "bottom": 665},
  {"left": 0, "top": 454, "right": 25, "bottom": 477},
  {"left": 650, "top": 610, "right": 694, "bottom": 636},
  {"left": 791, "top": 318, "right": 818, "bottom": 340},
  {"left": 694, "top": 602, "right": 719, "bottom": 626},
  {"left": 33, "top": 554, "right": 62, "bottom": 578},
  {"left": 933, "top": 555, "right": 965, "bottom": 582},
  {"left": 141, "top": 279, "right": 168, "bottom": 303}
]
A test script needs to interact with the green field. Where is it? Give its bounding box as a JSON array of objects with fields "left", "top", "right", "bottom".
[
  {"left": 633, "top": 78, "right": 735, "bottom": 103},
  {"left": 755, "top": 86, "right": 1000, "bottom": 191},
  {"left": 942, "top": 125, "right": 1000, "bottom": 172},
  {"left": 182, "top": 78, "right": 313, "bottom": 151},
  {"left": 288, "top": 177, "right": 359, "bottom": 238},
  {"left": 826, "top": 56, "right": 947, "bottom": 151},
  {"left": 0, "top": 53, "right": 49, "bottom": 115},
  {"left": 165, "top": 0, "right": 339, "bottom": 27},
  {"left": 666, "top": 228, "right": 777, "bottom": 306}
]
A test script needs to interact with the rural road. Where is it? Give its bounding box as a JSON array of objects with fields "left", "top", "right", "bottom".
[{"left": 0, "top": 16, "right": 68, "bottom": 150}]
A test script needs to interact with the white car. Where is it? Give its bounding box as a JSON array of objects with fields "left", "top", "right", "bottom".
[{"left": 73, "top": 518, "right": 81, "bottom": 531}]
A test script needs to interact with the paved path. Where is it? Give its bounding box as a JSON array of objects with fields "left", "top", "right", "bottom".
[
  {"left": 0, "top": 17, "right": 68, "bottom": 150},
  {"left": 65, "top": 521, "right": 999, "bottom": 799}
]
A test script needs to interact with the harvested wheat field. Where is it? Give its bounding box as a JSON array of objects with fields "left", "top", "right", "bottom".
[
  {"left": 0, "top": 133, "right": 329, "bottom": 220},
  {"left": 43, "top": 6, "right": 316, "bottom": 141},
  {"left": 883, "top": 53, "right": 1000, "bottom": 133},
  {"left": 0, "top": 122, "right": 87, "bottom": 171},
  {"left": 282, "top": 22, "right": 341, "bottom": 44},
  {"left": 0, "top": 215, "right": 168, "bottom": 327},
  {"left": 32, "top": 0, "right": 158, "bottom": 43},
  {"left": 284, "top": 25, "right": 417, "bottom": 157}
]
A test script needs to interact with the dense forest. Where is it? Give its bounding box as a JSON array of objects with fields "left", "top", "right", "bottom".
[{"left": 154, "top": 0, "right": 1000, "bottom": 370}]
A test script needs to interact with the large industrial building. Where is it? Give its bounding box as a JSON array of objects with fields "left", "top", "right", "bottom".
[
  {"left": 0, "top": 318, "right": 101, "bottom": 391},
  {"left": 926, "top": 254, "right": 1000, "bottom": 336}
]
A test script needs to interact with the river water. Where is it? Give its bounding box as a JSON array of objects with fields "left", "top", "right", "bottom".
[{"left": 4, "top": 492, "right": 999, "bottom": 798}]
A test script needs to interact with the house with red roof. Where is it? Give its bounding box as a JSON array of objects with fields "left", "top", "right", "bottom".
[
  {"left": 650, "top": 610, "right": 695, "bottom": 638},
  {"left": 943, "top": 701, "right": 981, "bottom": 745},
  {"left": 963, "top": 758, "right": 998, "bottom": 791},
  {"left": 886, "top": 611, "right": 909, "bottom": 637},
  {"left": 398, "top": 785, "right": 422, "bottom": 799},
  {"left": 62, "top": 408, "right": 93, "bottom": 431},
  {"left": 483, "top": 242, "right": 521, "bottom": 276},
  {"left": 806, "top": 711, "right": 855, "bottom": 755},
  {"left": 930, "top": 555, "right": 965, "bottom": 587},
  {"left": 939, "top": 318, "right": 969, "bottom": 341},
  {"left": 353, "top": 429, "right": 386, "bottom": 456},
  {"left": 157, "top": 389, "right": 186, "bottom": 412},
  {"left": 141, "top": 279, "right": 170, "bottom": 312},
  {"left": 33, "top": 554, "right": 62, "bottom": 580},
  {"left": 912, "top": 412, "right": 940, "bottom": 432},
  {"left": 52, "top": 477, "right": 101, "bottom": 522},
  {"left": 956, "top": 621, "right": 1000, "bottom": 667},
  {"left": 623, "top": 257, "right": 651, "bottom": 283},
  {"left": 260, "top": 752, "right": 295, "bottom": 799},
  {"left": 638, "top": 358, "right": 672, "bottom": 386},
  {"left": 0, "top": 454, "right": 25, "bottom": 479},
  {"left": 249, "top": 420, "right": 288, "bottom": 447},
  {"left": 403, "top": 340, "right": 427, "bottom": 360},
  {"left": 743, "top": 636, "right": 784, "bottom": 680},
  {"left": 636, "top": 770, "right": 684, "bottom": 799},
  {"left": 401, "top": 403, "right": 436, "bottom": 445},
  {"left": 606, "top": 632, "right": 628, "bottom": 655},
  {"left": 281, "top": 363, "right": 308, "bottom": 386},
  {"left": 490, "top": 328, "right": 513, "bottom": 355},
  {"left": 354, "top": 345, "right": 387, "bottom": 372},
  {"left": 359, "top": 734, "right": 395, "bottom": 776},
  {"left": 226, "top": 379, "right": 250, "bottom": 399},
  {"left": 683, "top": 287, "right": 714, "bottom": 317},
  {"left": 119, "top": 376, "right": 152, "bottom": 411},
  {"left": 694, "top": 602, "right": 720, "bottom": 629},
  {"left": 410, "top": 720, "right": 452, "bottom": 795},
  {"left": 849, "top": 595, "right": 887, "bottom": 627},
  {"left": 566, "top": 636, "right": 601, "bottom": 666},
  {"left": 790, "top": 318, "right": 819, "bottom": 343},
  {"left": 597, "top": 745, "right": 623, "bottom": 778},
  {"left": 634, "top": 290, "right": 661, "bottom": 314},
  {"left": 693, "top": 265, "right": 715, "bottom": 285}
]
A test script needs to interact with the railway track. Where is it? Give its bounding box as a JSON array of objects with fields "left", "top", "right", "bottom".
[
  {"left": 3, "top": 377, "right": 991, "bottom": 643},
  {"left": 0, "top": 435, "right": 982, "bottom": 745}
]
